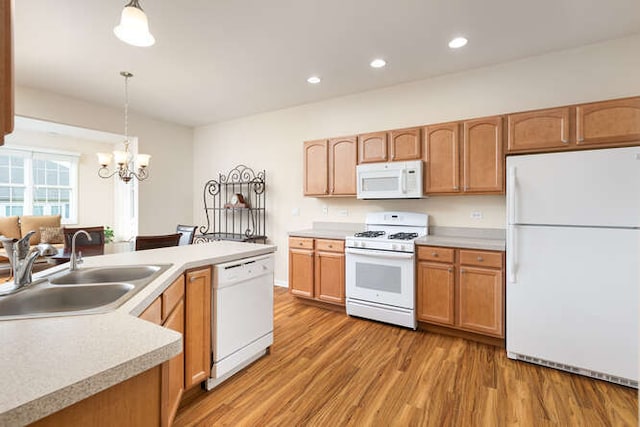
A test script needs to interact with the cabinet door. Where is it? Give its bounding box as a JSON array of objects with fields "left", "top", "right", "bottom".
[
  {"left": 303, "top": 140, "right": 328, "bottom": 196},
  {"left": 576, "top": 97, "right": 640, "bottom": 146},
  {"left": 289, "top": 248, "right": 314, "bottom": 298},
  {"left": 423, "top": 123, "right": 460, "bottom": 194},
  {"left": 328, "top": 136, "right": 357, "bottom": 195},
  {"left": 1, "top": 0, "right": 13, "bottom": 145},
  {"left": 162, "top": 299, "right": 184, "bottom": 427},
  {"left": 507, "top": 107, "right": 571, "bottom": 153},
  {"left": 390, "top": 127, "right": 421, "bottom": 161},
  {"left": 457, "top": 266, "right": 503, "bottom": 337},
  {"left": 315, "top": 250, "right": 344, "bottom": 305},
  {"left": 139, "top": 297, "right": 162, "bottom": 325},
  {"left": 462, "top": 116, "right": 504, "bottom": 193},
  {"left": 184, "top": 267, "right": 212, "bottom": 389},
  {"left": 358, "top": 132, "right": 388, "bottom": 163},
  {"left": 416, "top": 262, "right": 455, "bottom": 325}
]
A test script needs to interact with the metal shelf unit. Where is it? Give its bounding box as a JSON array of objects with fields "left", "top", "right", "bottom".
[{"left": 196, "top": 165, "right": 266, "bottom": 244}]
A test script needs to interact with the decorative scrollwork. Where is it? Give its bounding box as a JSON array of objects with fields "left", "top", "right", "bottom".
[
  {"left": 204, "top": 179, "right": 220, "bottom": 196},
  {"left": 219, "top": 164, "right": 262, "bottom": 184}
]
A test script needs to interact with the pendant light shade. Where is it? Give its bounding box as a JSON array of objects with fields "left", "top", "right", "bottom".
[{"left": 114, "top": 0, "right": 155, "bottom": 47}]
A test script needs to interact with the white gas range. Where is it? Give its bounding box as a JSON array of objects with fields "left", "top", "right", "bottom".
[{"left": 345, "top": 211, "right": 429, "bottom": 329}]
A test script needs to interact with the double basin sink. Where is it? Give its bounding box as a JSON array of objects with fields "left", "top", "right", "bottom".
[{"left": 0, "top": 264, "right": 171, "bottom": 320}]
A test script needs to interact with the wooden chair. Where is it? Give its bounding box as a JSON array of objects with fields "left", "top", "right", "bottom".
[
  {"left": 62, "top": 226, "right": 105, "bottom": 256},
  {"left": 134, "top": 233, "right": 181, "bottom": 251},
  {"left": 176, "top": 224, "right": 197, "bottom": 246}
]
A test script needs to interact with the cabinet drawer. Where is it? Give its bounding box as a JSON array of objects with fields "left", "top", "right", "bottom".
[
  {"left": 289, "top": 237, "right": 314, "bottom": 250},
  {"left": 417, "top": 246, "right": 455, "bottom": 263},
  {"left": 459, "top": 250, "right": 503, "bottom": 268},
  {"left": 162, "top": 275, "right": 185, "bottom": 321},
  {"left": 315, "top": 239, "right": 344, "bottom": 253}
]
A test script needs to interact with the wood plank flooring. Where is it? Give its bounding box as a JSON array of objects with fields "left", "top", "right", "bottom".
[{"left": 174, "top": 288, "right": 638, "bottom": 426}]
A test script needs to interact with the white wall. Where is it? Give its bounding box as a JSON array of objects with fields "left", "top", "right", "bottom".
[
  {"left": 14, "top": 87, "right": 194, "bottom": 235},
  {"left": 193, "top": 34, "right": 640, "bottom": 284},
  {"left": 4, "top": 129, "right": 116, "bottom": 229}
]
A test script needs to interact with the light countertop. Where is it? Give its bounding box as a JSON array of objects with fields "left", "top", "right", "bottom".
[{"left": 0, "top": 241, "right": 276, "bottom": 426}]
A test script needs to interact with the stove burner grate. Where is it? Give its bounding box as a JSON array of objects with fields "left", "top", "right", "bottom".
[
  {"left": 354, "top": 231, "right": 386, "bottom": 238},
  {"left": 388, "top": 232, "right": 419, "bottom": 241}
]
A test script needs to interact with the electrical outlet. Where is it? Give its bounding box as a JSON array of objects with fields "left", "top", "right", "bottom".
[
  {"left": 322, "top": 205, "right": 328, "bottom": 216},
  {"left": 291, "top": 208, "right": 300, "bottom": 216},
  {"left": 471, "top": 210, "right": 483, "bottom": 220},
  {"left": 339, "top": 209, "right": 349, "bottom": 217}
]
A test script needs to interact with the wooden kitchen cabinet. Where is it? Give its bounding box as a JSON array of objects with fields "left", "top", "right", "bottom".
[
  {"left": 314, "top": 239, "right": 345, "bottom": 305},
  {"left": 304, "top": 137, "right": 357, "bottom": 197},
  {"left": 358, "top": 131, "right": 388, "bottom": 163},
  {"left": 0, "top": 0, "right": 13, "bottom": 145},
  {"left": 289, "top": 237, "right": 345, "bottom": 306},
  {"left": 417, "top": 246, "right": 505, "bottom": 339},
  {"left": 463, "top": 116, "right": 504, "bottom": 193},
  {"left": 576, "top": 97, "right": 640, "bottom": 147},
  {"left": 303, "top": 140, "right": 328, "bottom": 196},
  {"left": 423, "top": 117, "right": 504, "bottom": 195},
  {"left": 357, "top": 127, "right": 421, "bottom": 164},
  {"left": 389, "top": 127, "right": 422, "bottom": 161},
  {"left": 507, "top": 107, "right": 572, "bottom": 153},
  {"left": 507, "top": 96, "right": 640, "bottom": 154},
  {"left": 161, "top": 276, "right": 185, "bottom": 427},
  {"left": 423, "top": 122, "right": 460, "bottom": 194},
  {"left": 184, "top": 266, "right": 212, "bottom": 390}
]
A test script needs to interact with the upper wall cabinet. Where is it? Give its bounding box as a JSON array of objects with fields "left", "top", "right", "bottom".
[
  {"left": 358, "top": 132, "right": 388, "bottom": 163},
  {"left": 423, "top": 117, "right": 504, "bottom": 195},
  {"left": 507, "top": 96, "right": 640, "bottom": 154},
  {"left": 357, "top": 127, "right": 421, "bottom": 164},
  {"left": 304, "top": 137, "right": 357, "bottom": 197},
  {"left": 423, "top": 122, "right": 460, "bottom": 194},
  {"left": 1, "top": 0, "right": 14, "bottom": 145},
  {"left": 507, "top": 107, "right": 572, "bottom": 153},
  {"left": 576, "top": 97, "right": 640, "bottom": 146}
]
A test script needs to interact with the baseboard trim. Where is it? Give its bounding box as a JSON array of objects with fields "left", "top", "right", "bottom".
[{"left": 274, "top": 280, "right": 288, "bottom": 288}]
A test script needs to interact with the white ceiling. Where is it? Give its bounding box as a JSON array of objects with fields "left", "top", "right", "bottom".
[{"left": 14, "top": 0, "right": 640, "bottom": 127}]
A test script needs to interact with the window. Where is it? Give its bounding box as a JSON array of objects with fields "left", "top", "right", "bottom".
[{"left": 0, "top": 148, "right": 79, "bottom": 223}]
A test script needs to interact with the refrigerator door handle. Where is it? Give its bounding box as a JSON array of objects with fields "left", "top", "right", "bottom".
[
  {"left": 508, "top": 166, "right": 517, "bottom": 225},
  {"left": 507, "top": 226, "right": 518, "bottom": 284}
]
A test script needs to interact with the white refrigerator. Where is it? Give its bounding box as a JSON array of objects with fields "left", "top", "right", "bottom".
[{"left": 506, "top": 146, "right": 640, "bottom": 387}]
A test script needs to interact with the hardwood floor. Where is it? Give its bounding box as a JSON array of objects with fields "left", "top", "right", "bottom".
[{"left": 174, "top": 288, "right": 638, "bottom": 426}]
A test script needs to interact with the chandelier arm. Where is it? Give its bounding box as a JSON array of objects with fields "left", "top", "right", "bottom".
[{"left": 98, "top": 166, "right": 120, "bottom": 179}]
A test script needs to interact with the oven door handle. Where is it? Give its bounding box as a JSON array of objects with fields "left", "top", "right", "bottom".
[{"left": 345, "top": 247, "right": 415, "bottom": 260}]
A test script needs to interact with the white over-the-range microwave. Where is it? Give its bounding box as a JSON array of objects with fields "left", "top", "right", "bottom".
[{"left": 356, "top": 160, "right": 423, "bottom": 199}]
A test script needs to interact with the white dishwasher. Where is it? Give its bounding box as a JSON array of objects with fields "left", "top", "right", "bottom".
[{"left": 205, "top": 253, "right": 274, "bottom": 391}]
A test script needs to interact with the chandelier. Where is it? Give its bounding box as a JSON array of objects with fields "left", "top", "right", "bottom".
[
  {"left": 113, "top": 0, "right": 155, "bottom": 47},
  {"left": 97, "top": 72, "right": 150, "bottom": 183}
]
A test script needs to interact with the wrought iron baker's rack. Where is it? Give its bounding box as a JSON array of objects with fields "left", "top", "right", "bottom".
[{"left": 195, "top": 165, "right": 266, "bottom": 244}]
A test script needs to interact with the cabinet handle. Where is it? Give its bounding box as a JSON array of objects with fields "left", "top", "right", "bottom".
[
  {"left": 577, "top": 136, "right": 584, "bottom": 143},
  {"left": 477, "top": 256, "right": 484, "bottom": 262},
  {"left": 432, "top": 252, "right": 438, "bottom": 257}
]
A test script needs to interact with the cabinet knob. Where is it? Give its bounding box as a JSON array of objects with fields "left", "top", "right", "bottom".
[
  {"left": 577, "top": 136, "right": 584, "bottom": 143},
  {"left": 460, "top": 269, "right": 466, "bottom": 274},
  {"left": 561, "top": 138, "right": 568, "bottom": 144},
  {"left": 454, "top": 186, "right": 459, "bottom": 190},
  {"left": 190, "top": 277, "right": 197, "bottom": 282},
  {"left": 299, "top": 242, "right": 303, "bottom": 246},
  {"left": 328, "top": 244, "right": 333, "bottom": 248},
  {"left": 308, "top": 253, "right": 314, "bottom": 257},
  {"left": 448, "top": 268, "right": 452, "bottom": 273},
  {"left": 432, "top": 252, "right": 438, "bottom": 257},
  {"left": 477, "top": 256, "right": 484, "bottom": 262}
]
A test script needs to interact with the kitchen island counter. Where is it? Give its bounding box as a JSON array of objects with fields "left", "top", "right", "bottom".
[{"left": 0, "top": 241, "right": 276, "bottom": 426}]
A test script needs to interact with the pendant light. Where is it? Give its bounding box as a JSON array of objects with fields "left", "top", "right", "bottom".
[
  {"left": 97, "top": 72, "right": 151, "bottom": 183},
  {"left": 114, "top": 0, "right": 155, "bottom": 47}
]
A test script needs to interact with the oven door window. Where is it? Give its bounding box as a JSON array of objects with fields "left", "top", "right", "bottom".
[{"left": 346, "top": 250, "right": 414, "bottom": 309}]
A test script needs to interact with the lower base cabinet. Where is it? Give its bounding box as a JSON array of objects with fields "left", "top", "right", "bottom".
[
  {"left": 417, "top": 246, "right": 504, "bottom": 338},
  {"left": 289, "top": 237, "right": 345, "bottom": 305}
]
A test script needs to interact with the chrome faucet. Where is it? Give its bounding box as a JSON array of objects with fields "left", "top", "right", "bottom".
[
  {"left": 0, "top": 231, "right": 49, "bottom": 295},
  {"left": 70, "top": 230, "right": 92, "bottom": 271}
]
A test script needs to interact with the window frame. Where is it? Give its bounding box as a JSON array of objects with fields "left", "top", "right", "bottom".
[{"left": 0, "top": 147, "right": 80, "bottom": 224}]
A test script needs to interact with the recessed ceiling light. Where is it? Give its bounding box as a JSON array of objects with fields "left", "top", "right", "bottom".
[
  {"left": 307, "top": 76, "right": 321, "bottom": 84},
  {"left": 370, "top": 59, "right": 386, "bottom": 68},
  {"left": 448, "top": 37, "right": 468, "bottom": 49}
]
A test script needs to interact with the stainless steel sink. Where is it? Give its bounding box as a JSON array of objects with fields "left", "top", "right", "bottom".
[
  {"left": 49, "top": 265, "right": 162, "bottom": 285},
  {"left": 0, "top": 284, "right": 134, "bottom": 316},
  {"left": 0, "top": 264, "right": 171, "bottom": 320}
]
